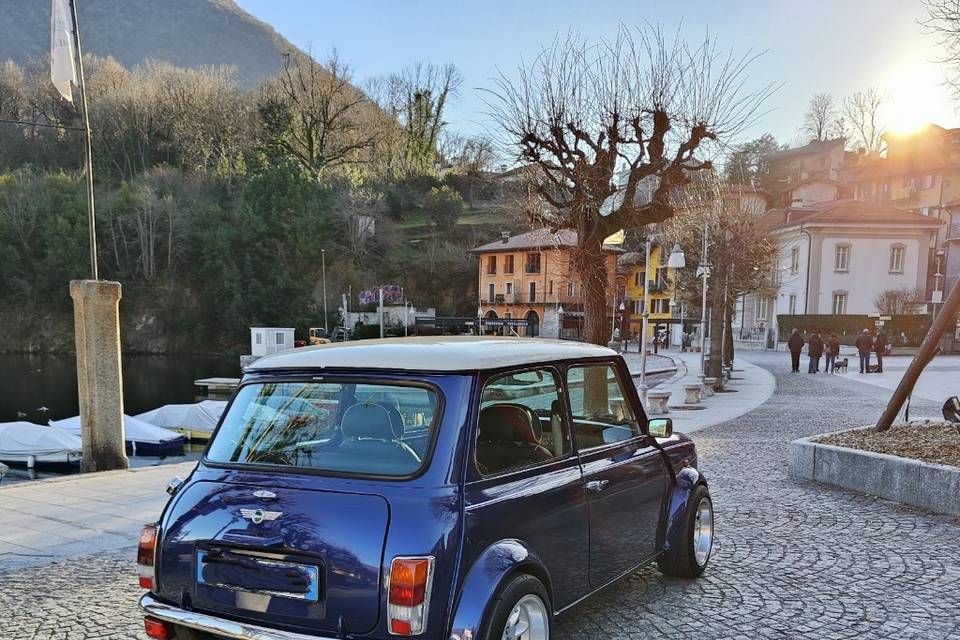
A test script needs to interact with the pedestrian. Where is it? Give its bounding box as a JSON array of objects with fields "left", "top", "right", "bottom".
[
  {"left": 807, "top": 332, "right": 823, "bottom": 373},
  {"left": 825, "top": 333, "right": 840, "bottom": 373},
  {"left": 787, "top": 328, "right": 804, "bottom": 372},
  {"left": 874, "top": 329, "right": 887, "bottom": 373},
  {"left": 855, "top": 328, "right": 873, "bottom": 373}
]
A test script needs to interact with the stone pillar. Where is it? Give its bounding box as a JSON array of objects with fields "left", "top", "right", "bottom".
[{"left": 70, "top": 280, "right": 128, "bottom": 472}]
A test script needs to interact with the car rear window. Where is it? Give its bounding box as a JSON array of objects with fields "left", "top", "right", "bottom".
[{"left": 206, "top": 380, "right": 439, "bottom": 477}]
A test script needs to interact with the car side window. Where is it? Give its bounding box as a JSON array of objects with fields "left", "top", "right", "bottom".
[
  {"left": 567, "top": 363, "right": 641, "bottom": 449},
  {"left": 476, "top": 368, "right": 571, "bottom": 477}
]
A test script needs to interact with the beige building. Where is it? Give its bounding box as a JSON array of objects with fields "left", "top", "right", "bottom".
[{"left": 471, "top": 229, "right": 621, "bottom": 339}]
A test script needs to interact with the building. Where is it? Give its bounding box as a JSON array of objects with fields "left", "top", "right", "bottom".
[
  {"left": 249, "top": 327, "right": 295, "bottom": 357},
  {"left": 618, "top": 245, "right": 677, "bottom": 342},
  {"left": 345, "top": 305, "right": 436, "bottom": 330},
  {"left": 741, "top": 200, "right": 941, "bottom": 345},
  {"left": 471, "top": 228, "right": 622, "bottom": 339}
]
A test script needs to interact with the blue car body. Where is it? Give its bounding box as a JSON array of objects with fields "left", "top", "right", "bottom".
[{"left": 141, "top": 338, "right": 707, "bottom": 640}]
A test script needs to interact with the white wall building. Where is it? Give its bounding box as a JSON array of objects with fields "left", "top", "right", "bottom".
[
  {"left": 736, "top": 200, "right": 941, "bottom": 345},
  {"left": 346, "top": 305, "right": 436, "bottom": 329},
  {"left": 250, "top": 327, "right": 295, "bottom": 357}
]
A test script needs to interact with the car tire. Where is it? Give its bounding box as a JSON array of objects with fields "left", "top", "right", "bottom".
[
  {"left": 482, "top": 573, "right": 551, "bottom": 640},
  {"left": 657, "top": 484, "right": 714, "bottom": 578}
]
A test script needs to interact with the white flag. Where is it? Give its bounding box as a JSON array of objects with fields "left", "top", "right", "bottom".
[{"left": 50, "top": 0, "right": 77, "bottom": 102}]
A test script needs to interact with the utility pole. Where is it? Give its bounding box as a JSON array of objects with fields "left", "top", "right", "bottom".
[
  {"left": 321, "top": 249, "right": 328, "bottom": 334},
  {"left": 378, "top": 287, "right": 385, "bottom": 338}
]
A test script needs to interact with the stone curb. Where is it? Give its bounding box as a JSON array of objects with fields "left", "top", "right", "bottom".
[
  {"left": 788, "top": 430, "right": 960, "bottom": 517},
  {"left": 0, "top": 460, "right": 197, "bottom": 491}
]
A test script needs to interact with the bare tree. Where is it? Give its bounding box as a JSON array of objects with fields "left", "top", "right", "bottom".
[
  {"left": 485, "top": 26, "right": 774, "bottom": 345},
  {"left": 800, "top": 92, "right": 845, "bottom": 142},
  {"left": 923, "top": 0, "right": 960, "bottom": 100},
  {"left": 371, "top": 63, "right": 463, "bottom": 177},
  {"left": 843, "top": 87, "right": 885, "bottom": 153},
  {"left": 874, "top": 286, "right": 925, "bottom": 315},
  {"left": 259, "top": 49, "right": 379, "bottom": 179}
]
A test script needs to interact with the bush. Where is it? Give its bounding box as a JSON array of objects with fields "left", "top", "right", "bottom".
[
  {"left": 423, "top": 185, "right": 464, "bottom": 232},
  {"left": 776, "top": 314, "right": 932, "bottom": 346}
]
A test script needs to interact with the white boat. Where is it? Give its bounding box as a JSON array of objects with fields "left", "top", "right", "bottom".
[
  {"left": 0, "top": 421, "right": 82, "bottom": 467},
  {"left": 49, "top": 414, "right": 187, "bottom": 457},
  {"left": 134, "top": 400, "right": 227, "bottom": 440}
]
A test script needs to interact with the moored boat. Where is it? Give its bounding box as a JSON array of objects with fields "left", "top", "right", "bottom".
[
  {"left": 0, "top": 421, "right": 82, "bottom": 469},
  {"left": 134, "top": 400, "right": 227, "bottom": 441},
  {"left": 49, "top": 414, "right": 187, "bottom": 457}
]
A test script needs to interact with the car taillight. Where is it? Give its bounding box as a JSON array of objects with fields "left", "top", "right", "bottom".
[
  {"left": 143, "top": 617, "right": 169, "bottom": 640},
  {"left": 137, "top": 524, "right": 158, "bottom": 590},
  {"left": 388, "top": 556, "right": 434, "bottom": 636}
]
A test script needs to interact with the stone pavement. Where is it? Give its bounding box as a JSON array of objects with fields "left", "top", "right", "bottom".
[
  {"left": 830, "top": 354, "right": 960, "bottom": 405},
  {"left": 0, "top": 461, "right": 196, "bottom": 572},
  {"left": 2, "top": 352, "right": 960, "bottom": 638}
]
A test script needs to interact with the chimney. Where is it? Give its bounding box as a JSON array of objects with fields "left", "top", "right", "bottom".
[{"left": 500, "top": 231, "right": 510, "bottom": 244}]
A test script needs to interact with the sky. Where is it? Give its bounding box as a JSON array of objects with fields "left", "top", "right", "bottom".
[{"left": 236, "top": 0, "right": 959, "bottom": 151}]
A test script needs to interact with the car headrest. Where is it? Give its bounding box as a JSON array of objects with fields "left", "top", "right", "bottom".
[
  {"left": 478, "top": 404, "right": 542, "bottom": 444},
  {"left": 341, "top": 403, "right": 402, "bottom": 440}
]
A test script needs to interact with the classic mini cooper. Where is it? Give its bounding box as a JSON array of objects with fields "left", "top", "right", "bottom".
[{"left": 138, "top": 337, "right": 714, "bottom": 640}]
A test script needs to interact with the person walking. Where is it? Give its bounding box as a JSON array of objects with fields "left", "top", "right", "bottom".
[
  {"left": 855, "top": 328, "right": 873, "bottom": 373},
  {"left": 874, "top": 329, "right": 887, "bottom": 373},
  {"left": 807, "top": 332, "right": 823, "bottom": 373},
  {"left": 825, "top": 333, "right": 840, "bottom": 373},
  {"left": 787, "top": 328, "right": 804, "bottom": 372}
]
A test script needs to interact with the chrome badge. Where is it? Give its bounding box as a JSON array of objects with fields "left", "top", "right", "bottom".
[
  {"left": 240, "top": 508, "right": 282, "bottom": 525},
  {"left": 252, "top": 490, "right": 277, "bottom": 500}
]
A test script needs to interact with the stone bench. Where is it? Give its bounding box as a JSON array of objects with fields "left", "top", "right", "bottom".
[
  {"left": 646, "top": 390, "right": 671, "bottom": 415},
  {"left": 683, "top": 384, "right": 702, "bottom": 404},
  {"left": 702, "top": 377, "right": 717, "bottom": 397}
]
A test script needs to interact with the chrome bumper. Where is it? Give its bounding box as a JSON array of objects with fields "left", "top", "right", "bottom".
[{"left": 139, "top": 593, "right": 339, "bottom": 640}]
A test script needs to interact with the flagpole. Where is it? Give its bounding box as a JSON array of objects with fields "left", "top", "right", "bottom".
[{"left": 68, "top": 0, "right": 98, "bottom": 280}]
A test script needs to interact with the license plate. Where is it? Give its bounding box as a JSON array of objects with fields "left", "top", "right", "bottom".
[{"left": 196, "top": 550, "right": 320, "bottom": 602}]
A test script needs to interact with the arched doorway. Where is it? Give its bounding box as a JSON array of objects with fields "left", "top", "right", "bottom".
[
  {"left": 525, "top": 310, "right": 540, "bottom": 337},
  {"left": 484, "top": 310, "right": 501, "bottom": 336}
]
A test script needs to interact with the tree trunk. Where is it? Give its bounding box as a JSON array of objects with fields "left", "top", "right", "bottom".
[
  {"left": 707, "top": 280, "right": 724, "bottom": 381},
  {"left": 724, "top": 299, "right": 735, "bottom": 367},
  {"left": 875, "top": 277, "right": 960, "bottom": 430},
  {"left": 577, "top": 233, "right": 610, "bottom": 346}
]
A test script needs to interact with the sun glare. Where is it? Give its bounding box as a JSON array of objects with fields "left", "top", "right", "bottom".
[{"left": 880, "top": 57, "right": 952, "bottom": 135}]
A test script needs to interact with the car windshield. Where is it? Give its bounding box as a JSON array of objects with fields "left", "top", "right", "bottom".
[{"left": 206, "top": 380, "right": 439, "bottom": 477}]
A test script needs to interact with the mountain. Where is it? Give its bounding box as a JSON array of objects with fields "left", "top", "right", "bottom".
[{"left": 0, "top": 0, "right": 297, "bottom": 88}]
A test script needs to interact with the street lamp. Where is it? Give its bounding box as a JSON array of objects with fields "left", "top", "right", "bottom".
[{"left": 697, "top": 213, "right": 712, "bottom": 387}]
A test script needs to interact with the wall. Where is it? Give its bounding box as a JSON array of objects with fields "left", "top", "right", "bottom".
[
  {"left": 815, "top": 235, "right": 924, "bottom": 314},
  {"left": 791, "top": 181, "right": 838, "bottom": 204}
]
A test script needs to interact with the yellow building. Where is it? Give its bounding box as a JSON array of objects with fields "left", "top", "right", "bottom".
[
  {"left": 471, "top": 228, "right": 621, "bottom": 339},
  {"left": 618, "top": 244, "right": 677, "bottom": 341}
]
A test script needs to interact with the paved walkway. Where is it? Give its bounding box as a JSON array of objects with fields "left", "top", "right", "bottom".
[
  {"left": 623, "top": 348, "right": 777, "bottom": 433},
  {"left": 830, "top": 354, "right": 960, "bottom": 405}
]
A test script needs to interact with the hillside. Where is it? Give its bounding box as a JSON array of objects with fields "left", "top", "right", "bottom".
[{"left": 0, "top": 0, "right": 295, "bottom": 88}]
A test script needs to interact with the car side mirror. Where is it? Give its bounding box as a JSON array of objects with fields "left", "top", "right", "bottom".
[{"left": 648, "top": 418, "right": 673, "bottom": 439}]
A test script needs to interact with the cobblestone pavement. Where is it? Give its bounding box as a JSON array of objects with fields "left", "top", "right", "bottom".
[{"left": 2, "top": 352, "right": 959, "bottom": 639}]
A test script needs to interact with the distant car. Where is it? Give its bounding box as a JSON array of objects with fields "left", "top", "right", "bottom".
[{"left": 138, "top": 337, "right": 713, "bottom": 640}]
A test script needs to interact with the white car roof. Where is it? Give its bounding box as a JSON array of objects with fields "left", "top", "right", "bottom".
[{"left": 247, "top": 336, "right": 619, "bottom": 373}]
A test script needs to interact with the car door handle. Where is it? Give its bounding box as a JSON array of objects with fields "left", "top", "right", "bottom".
[{"left": 585, "top": 479, "right": 610, "bottom": 492}]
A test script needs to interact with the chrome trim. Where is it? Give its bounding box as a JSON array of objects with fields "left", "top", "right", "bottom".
[{"left": 139, "top": 593, "right": 338, "bottom": 640}]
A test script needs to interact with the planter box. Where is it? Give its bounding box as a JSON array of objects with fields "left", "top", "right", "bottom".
[{"left": 789, "top": 430, "right": 960, "bottom": 517}]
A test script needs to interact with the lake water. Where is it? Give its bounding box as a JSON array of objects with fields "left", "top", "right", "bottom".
[{"left": 0, "top": 353, "right": 241, "bottom": 423}]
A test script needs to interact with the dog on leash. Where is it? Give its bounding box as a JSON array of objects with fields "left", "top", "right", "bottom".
[{"left": 832, "top": 357, "right": 848, "bottom": 374}]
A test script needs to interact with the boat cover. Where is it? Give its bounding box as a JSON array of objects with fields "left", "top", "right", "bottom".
[
  {"left": 134, "top": 400, "right": 227, "bottom": 434},
  {"left": 0, "top": 421, "right": 83, "bottom": 459},
  {"left": 50, "top": 414, "right": 184, "bottom": 445}
]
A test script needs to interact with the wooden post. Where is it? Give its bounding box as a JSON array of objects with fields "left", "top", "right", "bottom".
[{"left": 875, "top": 278, "right": 960, "bottom": 431}]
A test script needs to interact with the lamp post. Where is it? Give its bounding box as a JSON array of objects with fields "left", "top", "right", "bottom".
[
  {"left": 557, "top": 305, "right": 564, "bottom": 340},
  {"left": 697, "top": 213, "right": 712, "bottom": 387},
  {"left": 321, "top": 249, "right": 328, "bottom": 334}
]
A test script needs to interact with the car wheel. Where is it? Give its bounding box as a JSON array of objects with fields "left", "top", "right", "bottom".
[
  {"left": 657, "top": 484, "right": 714, "bottom": 578},
  {"left": 482, "top": 573, "right": 551, "bottom": 640}
]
